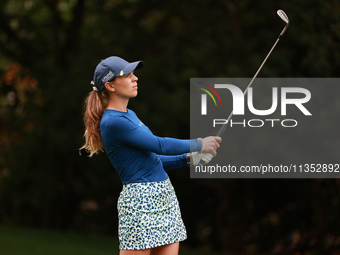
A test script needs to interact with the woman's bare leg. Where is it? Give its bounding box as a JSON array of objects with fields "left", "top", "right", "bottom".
[
  {"left": 150, "top": 242, "right": 179, "bottom": 255},
  {"left": 120, "top": 249, "right": 151, "bottom": 255}
]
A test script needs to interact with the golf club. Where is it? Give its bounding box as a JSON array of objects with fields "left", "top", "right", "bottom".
[
  {"left": 197, "top": 10, "right": 289, "bottom": 166},
  {"left": 216, "top": 9, "right": 289, "bottom": 137}
]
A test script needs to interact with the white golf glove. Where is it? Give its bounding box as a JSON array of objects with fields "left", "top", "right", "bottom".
[{"left": 191, "top": 152, "right": 214, "bottom": 166}]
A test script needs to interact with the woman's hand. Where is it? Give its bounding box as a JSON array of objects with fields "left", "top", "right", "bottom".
[
  {"left": 198, "top": 136, "right": 222, "bottom": 156},
  {"left": 190, "top": 152, "right": 214, "bottom": 166}
]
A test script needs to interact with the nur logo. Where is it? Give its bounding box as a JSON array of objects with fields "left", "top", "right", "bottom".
[
  {"left": 195, "top": 80, "right": 312, "bottom": 128},
  {"left": 197, "top": 82, "right": 312, "bottom": 117},
  {"left": 197, "top": 82, "right": 223, "bottom": 115}
]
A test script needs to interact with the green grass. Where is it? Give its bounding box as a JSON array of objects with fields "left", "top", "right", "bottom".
[
  {"left": 0, "top": 225, "right": 219, "bottom": 255},
  {"left": 0, "top": 225, "right": 119, "bottom": 255}
]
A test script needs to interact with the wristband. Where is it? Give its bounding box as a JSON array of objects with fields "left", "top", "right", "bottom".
[{"left": 186, "top": 153, "right": 191, "bottom": 166}]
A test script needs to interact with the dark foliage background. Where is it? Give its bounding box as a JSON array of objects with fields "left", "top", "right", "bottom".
[{"left": 0, "top": 0, "right": 339, "bottom": 254}]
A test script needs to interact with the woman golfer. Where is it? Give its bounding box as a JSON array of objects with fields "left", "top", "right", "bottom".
[{"left": 81, "top": 56, "right": 221, "bottom": 255}]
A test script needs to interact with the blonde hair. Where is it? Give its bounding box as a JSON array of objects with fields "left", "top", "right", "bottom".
[{"left": 80, "top": 89, "right": 109, "bottom": 157}]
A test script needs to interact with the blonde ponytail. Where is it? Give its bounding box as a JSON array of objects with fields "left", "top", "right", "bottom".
[{"left": 80, "top": 89, "right": 109, "bottom": 157}]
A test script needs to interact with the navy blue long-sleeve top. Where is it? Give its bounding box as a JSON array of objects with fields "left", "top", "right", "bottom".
[{"left": 100, "top": 109, "right": 201, "bottom": 184}]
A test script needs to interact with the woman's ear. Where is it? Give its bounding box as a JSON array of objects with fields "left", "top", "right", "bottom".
[{"left": 104, "top": 82, "right": 115, "bottom": 92}]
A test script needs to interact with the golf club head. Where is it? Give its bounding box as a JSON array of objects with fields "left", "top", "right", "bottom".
[
  {"left": 277, "top": 10, "right": 289, "bottom": 24},
  {"left": 277, "top": 10, "right": 289, "bottom": 36}
]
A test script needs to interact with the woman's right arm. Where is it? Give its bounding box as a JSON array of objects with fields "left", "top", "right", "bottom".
[{"left": 103, "top": 116, "right": 221, "bottom": 155}]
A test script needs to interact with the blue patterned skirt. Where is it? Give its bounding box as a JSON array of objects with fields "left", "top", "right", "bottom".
[{"left": 117, "top": 178, "right": 187, "bottom": 250}]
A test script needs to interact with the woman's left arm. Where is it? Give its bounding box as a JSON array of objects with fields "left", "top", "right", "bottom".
[{"left": 157, "top": 154, "right": 188, "bottom": 170}]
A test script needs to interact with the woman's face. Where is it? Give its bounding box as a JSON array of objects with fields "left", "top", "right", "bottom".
[{"left": 111, "top": 71, "right": 139, "bottom": 99}]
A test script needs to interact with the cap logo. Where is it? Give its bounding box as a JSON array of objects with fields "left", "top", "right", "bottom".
[
  {"left": 120, "top": 70, "right": 124, "bottom": 76},
  {"left": 102, "top": 71, "right": 114, "bottom": 83}
]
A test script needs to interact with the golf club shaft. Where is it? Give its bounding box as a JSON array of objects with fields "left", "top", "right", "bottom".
[{"left": 216, "top": 25, "right": 287, "bottom": 137}]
